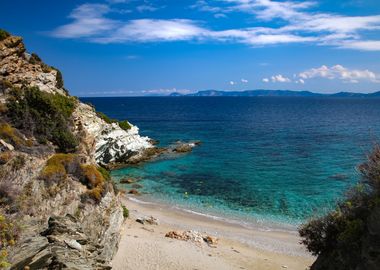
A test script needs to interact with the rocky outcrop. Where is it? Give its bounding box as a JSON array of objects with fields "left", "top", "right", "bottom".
[
  {"left": 72, "top": 103, "right": 154, "bottom": 168},
  {"left": 0, "top": 32, "right": 126, "bottom": 269},
  {"left": 0, "top": 31, "right": 201, "bottom": 269},
  {"left": 0, "top": 35, "right": 66, "bottom": 96}
]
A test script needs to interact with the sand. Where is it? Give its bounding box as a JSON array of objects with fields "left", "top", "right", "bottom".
[{"left": 112, "top": 195, "right": 315, "bottom": 270}]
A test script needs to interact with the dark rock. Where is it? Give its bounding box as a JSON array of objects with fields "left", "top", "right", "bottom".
[
  {"left": 120, "top": 178, "right": 135, "bottom": 184},
  {"left": 128, "top": 189, "right": 140, "bottom": 195},
  {"left": 329, "top": 174, "right": 349, "bottom": 180},
  {"left": 173, "top": 144, "right": 193, "bottom": 153}
]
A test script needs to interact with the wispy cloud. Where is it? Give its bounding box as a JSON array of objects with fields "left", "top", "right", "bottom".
[
  {"left": 141, "top": 88, "right": 192, "bottom": 95},
  {"left": 51, "top": 4, "right": 117, "bottom": 38},
  {"left": 49, "top": 1, "right": 380, "bottom": 51}
]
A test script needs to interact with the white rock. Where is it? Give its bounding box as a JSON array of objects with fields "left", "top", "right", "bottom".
[
  {"left": 64, "top": 239, "right": 82, "bottom": 251},
  {"left": 73, "top": 103, "right": 154, "bottom": 166}
]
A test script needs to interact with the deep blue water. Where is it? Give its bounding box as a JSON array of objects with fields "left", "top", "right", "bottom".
[{"left": 81, "top": 96, "right": 380, "bottom": 227}]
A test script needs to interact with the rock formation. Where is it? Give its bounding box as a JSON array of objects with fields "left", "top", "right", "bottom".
[{"left": 0, "top": 30, "right": 152, "bottom": 269}]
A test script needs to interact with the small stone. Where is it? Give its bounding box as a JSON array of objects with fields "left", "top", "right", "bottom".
[
  {"left": 203, "top": 235, "right": 218, "bottom": 246},
  {"left": 64, "top": 239, "right": 82, "bottom": 251},
  {"left": 136, "top": 218, "right": 145, "bottom": 225},
  {"left": 128, "top": 189, "right": 140, "bottom": 195},
  {"left": 120, "top": 178, "right": 135, "bottom": 184}
]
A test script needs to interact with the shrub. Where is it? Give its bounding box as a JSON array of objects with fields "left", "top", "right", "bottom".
[
  {"left": 299, "top": 145, "right": 380, "bottom": 266},
  {"left": 51, "top": 67, "right": 64, "bottom": 89},
  {"left": 80, "top": 164, "right": 104, "bottom": 189},
  {"left": 97, "top": 166, "right": 111, "bottom": 182},
  {"left": 86, "top": 186, "right": 103, "bottom": 203},
  {"left": 40, "top": 154, "right": 79, "bottom": 182},
  {"left": 119, "top": 120, "right": 131, "bottom": 131},
  {"left": 0, "top": 29, "right": 10, "bottom": 41},
  {"left": 79, "top": 165, "right": 107, "bottom": 203},
  {"left": 0, "top": 122, "right": 26, "bottom": 147},
  {"left": 29, "top": 53, "right": 42, "bottom": 64},
  {"left": 96, "top": 111, "right": 132, "bottom": 131},
  {"left": 122, "top": 205, "right": 129, "bottom": 219},
  {"left": 41, "top": 154, "right": 108, "bottom": 203},
  {"left": 6, "top": 87, "right": 78, "bottom": 153},
  {"left": 0, "top": 152, "right": 12, "bottom": 165},
  {"left": 96, "top": 111, "right": 115, "bottom": 124},
  {"left": 0, "top": 214, "right": 20, "bottom": 268}
]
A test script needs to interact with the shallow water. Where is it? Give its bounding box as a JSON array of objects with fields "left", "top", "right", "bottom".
[{"left": 81, "top": 96, "right": 380, "bottom": 227}]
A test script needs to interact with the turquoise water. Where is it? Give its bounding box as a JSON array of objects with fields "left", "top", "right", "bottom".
[{"left": 82, "top": 96, "right": 380, "bottom": 227}]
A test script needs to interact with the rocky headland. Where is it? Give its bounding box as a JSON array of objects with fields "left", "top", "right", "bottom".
[{"left": 0, "top": 30, "right": 158, "bottom": 269}]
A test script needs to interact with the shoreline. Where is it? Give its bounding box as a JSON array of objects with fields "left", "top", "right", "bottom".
[
  {"left": 112, "top": 194, "right": 315, "bottom": 270},
  {"left": 126, "top": 194, "right": 301, "bottom": 233}
]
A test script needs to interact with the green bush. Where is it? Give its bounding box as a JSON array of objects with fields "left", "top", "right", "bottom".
[
  {"left": 6, "top": 87, "right": 78, "bottom": 153},
  {"left": 96, "top": 111, "right": 132, "bottom": 131},
  {"left": 96, "top": 111, "right": 115, "bottom": 124},
  {"left": 40, "top": 154, "right": 80, "bottom": 182},
  {"left": 119, "top": 120, "right": 131, "bottom": 131},
  {"left": 0, "top": 29, "right": 10, "bottom": 41},
  {"left": 0, "top": 122, "right": 27, "bottom": 148},
  {"left": 97, "top": 166, "right": 111, "bottom": 182},
  {"left": 29, "top": 53, "right": 42, "bottom": 65},
  {"left": 51, "top": 67, "right": 64, "bottom": 89},
  {"left": 122, "top": 205, "right": 129, "bottom": 219},
  {"left": 299, "top": 145, "right": 380, "bottom": 267}
]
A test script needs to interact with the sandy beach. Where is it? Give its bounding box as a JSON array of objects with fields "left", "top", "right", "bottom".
[{"left": 112, "top": 195, "right": 315, "bottom": 270}]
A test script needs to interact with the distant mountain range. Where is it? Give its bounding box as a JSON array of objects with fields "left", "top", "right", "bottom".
[{"left": 169, "top": 90, "right": 380, "bottom": 97}]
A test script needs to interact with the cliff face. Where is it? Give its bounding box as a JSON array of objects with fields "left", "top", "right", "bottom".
[{"left": 0, "top": 31, "right": 151, "bottom": 269}]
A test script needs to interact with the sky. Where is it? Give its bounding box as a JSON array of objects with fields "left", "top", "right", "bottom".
[{"left": 1, "top": 0, "right": 380, "bottom": 96}]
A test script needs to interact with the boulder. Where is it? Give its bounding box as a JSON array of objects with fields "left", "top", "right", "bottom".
[{"left": 120, "top": 178, "right": 135, "bottom": 184}]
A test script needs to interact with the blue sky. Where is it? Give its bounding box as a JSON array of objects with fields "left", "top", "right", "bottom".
[{"left": 1, "top": 0, "right": 380, "bottom": 96}]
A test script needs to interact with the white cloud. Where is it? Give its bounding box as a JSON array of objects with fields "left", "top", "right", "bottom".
[
  {"left": 271, "top": 74, "right": 292, "bottom": 83},
  {"left": 192, "top": 0, "right": 380, "bottom": 50},
  {"left": 92, "top": 19, "right": 208, "bottom": 43},
  {"left": 229, "top": 81, "right": 235, "bottom": 85},
  {"left": 142, "top": 88, "right": 192, "bottom": 95},
  {"left": 49, "top": 1, "right": 380, "bottom": 51},
  {"left": 339, "top": 40, "right": 380, "bottom": 51},
  {"left": 214, "top": 13, "right": 227, "bottom": 19},
  {"left": 51, "top": 4, "right": 117, "bottom": 38},
  {"left": 262, "top": 78, "right": 270, "bottom": 83},
  {"left": 136, "top": 4, "right": 158, "bottom": 13},
  {"left": 299, "top": 65, "right": 380, "bottom": 83},
  {"left": 241, "top": 78, "right": 248, "bottom": 83}
]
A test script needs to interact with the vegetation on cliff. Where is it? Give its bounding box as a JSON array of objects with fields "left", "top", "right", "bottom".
[
  {"left": 5, "top": 86, "right": 78, "bottom": 153},
  {"left": 96, "top": 111, "right": 132, "bottom": 131},
  {"left": 0, "top": 30, "right": 10, "bottom": 42},
  {"left": 0, "top": 30, "right": 128, "bottom": 268},
  {"left": 300, "top": 146, "right": 380, "bottom": 269}
]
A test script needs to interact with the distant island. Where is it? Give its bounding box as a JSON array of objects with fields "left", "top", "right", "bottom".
[{"left": 169, "top": 89, "right": 380, "bottom": 97}]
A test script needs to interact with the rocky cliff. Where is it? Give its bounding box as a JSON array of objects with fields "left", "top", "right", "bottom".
[{"left": 0, "top": 30, "right": 153, "bottom": 269}]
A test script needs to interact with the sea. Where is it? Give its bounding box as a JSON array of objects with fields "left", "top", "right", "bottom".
[{"left": 81, "top": 96, "right": 380, "bottom": 229}]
